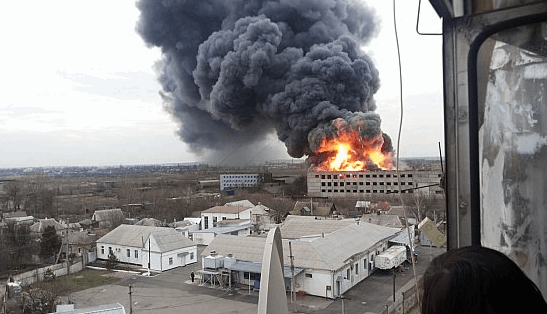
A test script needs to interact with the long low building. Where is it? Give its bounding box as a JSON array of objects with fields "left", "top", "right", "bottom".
[
  {"left": 201, "top": 222, "right": 408, "bottom": 299},
  {"left": 96, "top": 225, "right": 197, "bottom": 272}
]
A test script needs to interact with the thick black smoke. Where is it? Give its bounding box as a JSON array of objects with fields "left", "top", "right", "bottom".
[{"left": 136, "top": 0, "right": 384, "bottom": 163}]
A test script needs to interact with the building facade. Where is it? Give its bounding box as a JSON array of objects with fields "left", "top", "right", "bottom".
[
  {"left": 220, "top": 174, "right": 263, "bottom": 190},
  {"left": 307, "top": 170, "right": 443, "bottom": 198}
]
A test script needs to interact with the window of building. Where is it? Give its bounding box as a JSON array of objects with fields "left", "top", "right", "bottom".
[
  {"left": 135, "top": 250, "right": 138, "bottom": 258},
  {"left": 353, "top": 182, "right": 357, "bottom": 185},
  {"left": 408, "top": 174, "right": 413, "bottom": 178},
  {"left": 366, "top": 182, "right": 371, "bottom": 185},
  {"left": 127, "top": 249, "right": 131, "bottom": 257},
  {"left": 334, "top": 182, "right": 338, "bottom": 186},
  {"left": 359, "top": 182, "right": 363, "bottom": 185},
  {"left": 379, "top": 174, "right": 383, "bottom": 178},
  {"left": 109, "top": 247, "right": 112, "bottom": 254},
  {"left": 204, "top": 216, "right": 209, "bottom": 229},
  {"left": 364, "top": 258, "right": 367, "bottom": 269},
  {"left": 322, "top": 182, "right": 326, "bottom": 186},
  {"left": 328, "top": 189, "right": 332, "bottom": 193},
  {"left": 340, "top": 182, "right": 344, "bottom": 186},
  {"left": 334, "top": 175, "right": 338, "bottom": 179},
  {"left": 373, "top": 182, "right": 377, "bottom": 185},
  {"left": 328, "top": 182, "right": 332, "bottom": 186},
  {"left": 169, "top": 257, "right": 173, "bottom": 265},
  {"left": 334, "top": 189, "right": 338, "bottom": 193},
  {"left": 190, "top": 252, "right": 194, "bottom": 260},
  {"left": 359, "top": 174, "right": 363, "bottom": 178},
  {"left": 346, "top": 269, "right": 350, "bottom": 280},
  {"left": 305, "top": 273, "right": 313, "bottom": 278},
  {"left": 321, "top": 175, "right": 325, "bottom": 179},
  {"left": 355, "top": 263, "right": 359, "bottom": 274},
  {"left": 78, "top": 247, "right": 81, "bottom": 254},
  {"left": 366, "top": 174, "right": 370, "bottom": 178},
  {"left": 327, "top": 175, "right": 332, "bottom": 179},
  {"left": 101, "top": 246, "right": 104, "bottom": 255},
  {"left": 315, "top": 175, "right": 319, "bottom": 178},
  {"left": 322, "top": 189, "right": 326, "bottom": 192}
]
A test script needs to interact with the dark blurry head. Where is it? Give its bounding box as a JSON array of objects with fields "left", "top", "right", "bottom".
[{"left": 422, "top": 246, "right": 547, "bottom": 314}]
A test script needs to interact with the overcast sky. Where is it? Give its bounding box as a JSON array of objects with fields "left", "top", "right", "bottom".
[{"left": 0, "top": 1, "right": 443, "bottom": 168}]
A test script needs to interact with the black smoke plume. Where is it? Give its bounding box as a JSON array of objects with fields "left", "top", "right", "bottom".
[{"left": 136, "top": 0, "right": 386, "bottom": 164}]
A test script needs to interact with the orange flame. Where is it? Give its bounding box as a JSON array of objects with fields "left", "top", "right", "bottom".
[{"left": 314, "top": 129, "right": 392, "bottom": 172}]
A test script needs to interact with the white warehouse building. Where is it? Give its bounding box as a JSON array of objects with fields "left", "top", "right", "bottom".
[
  {"left": 201, "top": 222, "right": 406, "bottom": 298},
  {"left": 220, "top": 174, "right": 263, "bottom": 190}
]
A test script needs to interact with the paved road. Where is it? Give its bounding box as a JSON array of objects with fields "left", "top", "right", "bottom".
[{"left": 69, "top": 245, "right": 445, "bottom": 313}]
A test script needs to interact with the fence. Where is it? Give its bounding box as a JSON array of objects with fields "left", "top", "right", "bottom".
[
  {"left": 378, "top": 276, "right": 423, "bottom": 314},
  {"left": 9, "top": 261, "right": 84, "bottom": 287}
]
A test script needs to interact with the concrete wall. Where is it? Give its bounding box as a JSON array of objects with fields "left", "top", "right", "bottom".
[{"left": 10, "top": 261, "right": 84, "bottom": 286}]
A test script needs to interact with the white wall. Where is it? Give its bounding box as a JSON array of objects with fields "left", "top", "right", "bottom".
[
  {"left": 191, "top": 232, "right": 216, "bottom": 245},
  {"left": 201, "top": 210, "right": 252, "bottom": 229},
  {"left": 96, "top": 242, "right": 142, "bottom": 266}
]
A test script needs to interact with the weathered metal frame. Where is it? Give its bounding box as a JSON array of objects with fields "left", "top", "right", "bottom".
[{"left": 442, "top": 2, "right": 547, "bottom": 249}]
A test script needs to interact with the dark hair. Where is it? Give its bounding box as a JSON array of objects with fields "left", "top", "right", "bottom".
[{"left": 422, "top": 246, "right": 547, "bottom": 314}]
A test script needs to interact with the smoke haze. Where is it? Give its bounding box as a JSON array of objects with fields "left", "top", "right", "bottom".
[{"left": 136, "top": 0, "right": 385, "bottom": 164}]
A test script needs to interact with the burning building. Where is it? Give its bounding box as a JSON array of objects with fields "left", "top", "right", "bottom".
[{"left": 307, "top": 169, "right": 443, "bottom": 198}]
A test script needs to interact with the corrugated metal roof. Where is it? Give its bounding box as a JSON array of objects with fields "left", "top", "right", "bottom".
[
  {"left": 96, "top": 225, "right": 195, "bottom": 252},
  {"left": 203, "top": 222, "right": 399, "bottom": 271},
  {"left": 279, "top": 216, "right": 355, "bottom": 239}
]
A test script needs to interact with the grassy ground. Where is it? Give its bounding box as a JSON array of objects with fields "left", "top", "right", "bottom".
[{"left": 35, "top": 268, "right": 121, "bottom": 294}]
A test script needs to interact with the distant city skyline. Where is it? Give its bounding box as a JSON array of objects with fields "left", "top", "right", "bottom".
[{"left": 0, "top": 1, "right": 443, "bottom": 168}]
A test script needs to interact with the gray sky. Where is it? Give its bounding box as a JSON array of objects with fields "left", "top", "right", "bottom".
[{"left": 0, "top": 1, "right": 442, "bottom": 168}]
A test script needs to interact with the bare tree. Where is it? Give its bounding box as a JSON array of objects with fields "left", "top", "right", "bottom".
[{"left": 4, "top": 181, "right": 24, "bottom": 211}]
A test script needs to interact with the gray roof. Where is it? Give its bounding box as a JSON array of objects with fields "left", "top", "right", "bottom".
[
  {"left": 30, "top": 218, "right": 63, "bottom": 233},
  {"left": 279, "top": 216, "right": 355, "bottom": 239},
  {"left": 203, "top": 222, "right": 399, "bottom": 271},
  {"left": 135, "top": 218, "right": 165, "bottom": 227},
  {"left": 92, "top": 208, "right": 124, "bottom": 222},
  {"left": 192, "top": 222, "right": 252, "bottom": 235},
  {"left": 97, "top": 225, "right": 195, "bottom": 252},
  {"left": 52, "top": 302, "right": 125, "bottom": 314},
  {"left": 224, "top": 200, "right": 254, "bottom": 208},
  {"left": 360, "top": 214, "right": 403, "bottom": 228}
]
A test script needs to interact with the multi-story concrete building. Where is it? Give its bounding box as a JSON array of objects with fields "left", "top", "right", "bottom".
[
  {"left": 307, "top": 170, "right": 443, "bottom": 198},
  {"left": 219, "top": 174, "right": 262, "bottom": 190}
]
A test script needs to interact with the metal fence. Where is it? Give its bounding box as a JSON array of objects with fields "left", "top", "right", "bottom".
[{"left": 378, "top": 276, "right": 423, "bottom": 314}]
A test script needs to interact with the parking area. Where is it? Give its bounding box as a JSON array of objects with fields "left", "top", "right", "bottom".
[{"left": 69, "top": 245, "right": 445, "bottom": 313}]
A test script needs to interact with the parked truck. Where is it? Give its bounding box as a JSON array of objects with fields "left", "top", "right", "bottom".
[{"left": 374, "top": 245, "right": 407, "bottom": 270}]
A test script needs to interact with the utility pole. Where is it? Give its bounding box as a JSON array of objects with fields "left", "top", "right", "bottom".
[
  {"left": 289, "top": 241, "right": 296, "bottom": 313},
  {"left": 66, "top": 218, "right": 70, "bottom": 295},
  {"left": 392, "top": 268, "right": 396, "bottom": 302},
  {"left": 128, "top": 285, "right": 133, "bottom": 314}
]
